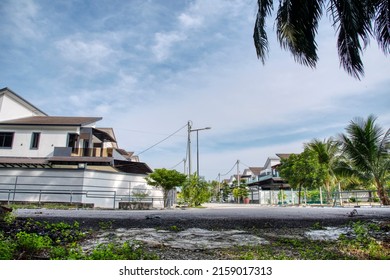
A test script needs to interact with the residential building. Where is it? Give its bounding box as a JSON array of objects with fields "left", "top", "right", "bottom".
[{"left": 0, "top": 87, "right": 162, "bottom": 209}]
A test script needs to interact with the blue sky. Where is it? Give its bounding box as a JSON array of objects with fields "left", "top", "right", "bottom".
[{"left": 1, "top": 0, "right": 389, "bottom": 181}]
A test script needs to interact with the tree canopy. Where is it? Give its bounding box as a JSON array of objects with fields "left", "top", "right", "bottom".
[
  {"left": 254, "top": 0, "right": 390, "bottom": 79},
  {"left": 180, "top": 174, "right": 212, "bottom": 207},
  {"left": 278, "top": 149, "right": 327, "bottom": 204},
  {"left": 145, "top": 168, "right": 187, "bottom": 208}
]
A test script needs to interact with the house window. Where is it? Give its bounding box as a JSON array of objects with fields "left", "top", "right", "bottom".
[
  {"left": 0, "top": 132, "right": 14, "bottom": 148},
  {"left": 67, "top": 133, "right": 78, "bottom": 152},
  {"left": 30, "top": 132, "right": 40, "bottom": 149}
]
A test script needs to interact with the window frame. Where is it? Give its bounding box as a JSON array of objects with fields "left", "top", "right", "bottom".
[
  {"left": 30, "top": 132, "right": 41, "bottom": 149},
  {"left": 0, "top": 132, "right": 14, "bottom": 149}
]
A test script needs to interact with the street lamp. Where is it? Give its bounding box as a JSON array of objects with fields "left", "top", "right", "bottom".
[{"left": 187, "top": 121, "right": 211, "bottom": 178}]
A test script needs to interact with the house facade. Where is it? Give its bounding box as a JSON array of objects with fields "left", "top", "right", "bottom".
[
  {"left": 0, "top": 88, "right": 163, "bottom": 209},
  {"left": 226, "top": 154, "right": 294, "bottom": 204}
]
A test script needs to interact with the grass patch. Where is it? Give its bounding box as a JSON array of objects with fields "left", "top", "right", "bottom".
[
  {"left": 0, "top": 218, "right": 158, "bottom": 260},
  {"left": 224, "top": 221, "right": 389, "bottom": 260}
]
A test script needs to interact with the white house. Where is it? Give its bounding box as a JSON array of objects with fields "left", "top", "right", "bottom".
[{"left": 0, "top": 87, "right": 163, "bottom": 209}]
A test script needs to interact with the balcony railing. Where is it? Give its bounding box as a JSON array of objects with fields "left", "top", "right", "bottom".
[{"left": 54, "top": 147, "right": 114, "bottom": 158}]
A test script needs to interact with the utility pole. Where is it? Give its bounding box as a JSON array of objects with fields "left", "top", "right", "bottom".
[
  {"left": 187, "top": 121, "right": 192, "bottom": 176},
  {"left": 218, "top": 173, "right": 221, "bottom": 202},
  {"left": 237, "top": 159, "right": 240, "bottom": 187}
]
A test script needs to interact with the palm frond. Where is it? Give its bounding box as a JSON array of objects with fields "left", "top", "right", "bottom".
[
  {"left": 276, "top": 0, "right": 325, "bottom": 68},
  {"left": 374, "top": 0, "right": 390, "bottom": 53},
  {"left": 253, "top": 0, "right": 274, "bottom": 64},
  {"left": 328, "top": 0, "right": 374, "bottom": 79}
]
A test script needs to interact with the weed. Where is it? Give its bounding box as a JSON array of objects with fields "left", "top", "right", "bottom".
[
  {"left": 15, "top": 231, "right": 52, "bottom": 259},
  {"left": 338, "top": 221, "right": 389, "bottom": 259},
  {"left": 311, "top": 222, "right": 325, "bottom": 230},
  {"left": 98, "top": 220, "right": 113, "bottom": 230},
  {"left": 87, "top": 241, "right": 159, "bottom": 260},
  {"left": 0, "top": 233, "right": 14, "bottom": 260},
  {"left": 169, "top": 225, "right": 181, "bottom": 232}
]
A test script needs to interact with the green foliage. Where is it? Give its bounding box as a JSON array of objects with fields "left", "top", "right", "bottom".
[
  {"left": 338, "top": 115, "right": 390, "bottom": 205},
  {"left": 49, "top": 244, "right": 85, "bottom": 260},
  {"left": 253, "top": 1, "right": 389, "bottom": 79},
  {"left": 15, "top": 231, "right": 52, "bottom": 258},
  {"left": 278, "top": 149, "right": 327, "bottom": 204},
  {"left": 338, "top": 221, "right": 389, "bottom": 259},
  {"left": 98, "top": 220, "right": 113, "bottom": 230},
  {"left": 231, "top": 180, "right": 249, "bottom": 203},
  {"left": 209, "top": 180, "right": 222, "bottom": 202},
  {"left": 0, "top": 218, "right": 159, "bottom": 260},
  {"left": 146, "top": 168, "right": 187, "bottom": 208},
  {"left": 169, "top": 225, "right": 180, "bottom": 232},
  {"left": 221, "top": 181, "right": 231, "bottom": 202},
  {"left": 2, "top": 212, "right": 16, "bottom": 225},
  {"left": 237, "top": 238, "right": 342, "bottom": 260},
  {"left": 305, "top": 138, "right": 341, "bottom": 202},
  {"left": 0, "top": 233, "right": 14, "bottom": 260},
  {"left": 87, "top": 241, "right": 158, "bottom": 260},
  {"left": 132, "top": 190, "right": 150, "bottom": 201},
  {"left": 181, "top": 174, "right": 211, "bottom": 207}
]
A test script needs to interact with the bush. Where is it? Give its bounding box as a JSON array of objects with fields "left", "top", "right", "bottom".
[
  {"left": 87, "top": 241, "right": 158, "bottom": 260},
  {"left": 15, "top": 231, "right": 52, "bottom": 259}
]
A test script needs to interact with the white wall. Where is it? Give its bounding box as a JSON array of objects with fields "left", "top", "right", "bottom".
[
  {"left": 0, "top": 168, "right": 164, "bottom": 209},
  {"left": 0, "top": 94, "right": 42, "bottom": 121},
  {"left": 0, "top": 126, "right": 79, "bottom": 157}
]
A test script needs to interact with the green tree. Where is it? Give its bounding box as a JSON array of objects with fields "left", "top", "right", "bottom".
[
  {"left": 181, "top": 174, "right": 211, "bottom": 207},
  {"left": 278, "top": 149, "right": 327, "bottom": 204},
  {"left": 338, "top": 115, "right": 390, "bottom": 205},
  {"left": 254, "top": 0, "right": 389, "bottom": 79},
  {"left": 305, "top": 138, "right": 341, "bottom": 203},
  {"left": 209, "top": 180, "right": 221, "bottom": 202},
  {"left": 232, "top": 180, "right": 249, "bottom": 203},
  {"left": 221, "top": 181, "right": 231, "bottom": 202},
  {"left": 145, "top": 168, "right": 187, "bottom": 208}
]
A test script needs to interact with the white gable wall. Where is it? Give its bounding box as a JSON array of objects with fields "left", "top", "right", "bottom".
[{"left": 0, "top": 93, "right": 45, "bottom": 121}]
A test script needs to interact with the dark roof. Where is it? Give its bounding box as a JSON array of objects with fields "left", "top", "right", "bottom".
[
  {"left": 114, "top": 160, "right": 153, "bottom": 175},
  {"left": 0, "top": 157, "right": 51, "bottom": 168},
  {"left": 93, "top": 128, "right": 116, "bottom": 142},
  {"left": 249, "top": 167, "right": 264, "bottom": 175},
  {"left": 276, "top": 153, "right": 292, "bottom": 159},
  {"left": 0, "top": 116, "right": 102, "bottom": 126},
  {"left": 49, "top": 156, "right": 113, "bottom": 164},
  {"left": 0, "top": 156, "right": 152, "bottom": 175},
  {"left": 96, "top": 128, "right": 116, "bottom": 142}
]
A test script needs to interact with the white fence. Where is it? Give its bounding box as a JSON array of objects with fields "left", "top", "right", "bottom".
[{"left": 0, "top": 168, "right": 164, "bottom": 209}]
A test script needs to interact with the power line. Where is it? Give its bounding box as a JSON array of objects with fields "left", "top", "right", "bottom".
[
  {"left": 220, "top": 161, "right": 238, "bottom": 177},
  {"left": 170, "top": 158, "right": 185, "bottom": 169},
  {"left": 135, "top": 123, "right": 188, "bottom": 156},
  {"left": 240, "top": 161, "right": 251, "bottom": 168}
]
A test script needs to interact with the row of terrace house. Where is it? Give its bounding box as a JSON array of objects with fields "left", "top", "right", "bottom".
[
  {"left": 0, "top": 87, "right": 163, "bottom": 209},
  {"left": 224, "top": 154, "right": 296, "bottom": 205}
]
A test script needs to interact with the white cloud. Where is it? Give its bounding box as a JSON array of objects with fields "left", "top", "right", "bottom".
[
  {"left": 55, "top": 37, "right": 115, "bottom": 73},
  {"left": 2, "top": 0, "right": 43, "bottom": 42},
  {"left": 178, "top": 13, "right": 203, "bottom": 28},
  {"left": 152, "top": 32, "right": 186, "bottom": 62}
]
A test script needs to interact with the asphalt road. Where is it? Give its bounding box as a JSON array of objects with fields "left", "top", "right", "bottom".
[{"left": 14, "top": 204, "right": 390, "bottom": 230}]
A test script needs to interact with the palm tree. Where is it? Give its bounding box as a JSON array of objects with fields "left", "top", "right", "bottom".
[
  {"left": 338, "top": 115, "right": 390, "bottom": 205},
  {"left": 254, "top": 0, "right": 390, "bottom": 79},
  {"left": 305, "top": 138, "right": 341, "bottom": 203}
]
